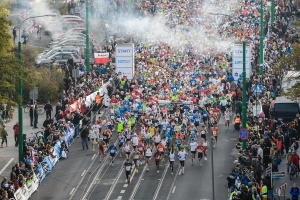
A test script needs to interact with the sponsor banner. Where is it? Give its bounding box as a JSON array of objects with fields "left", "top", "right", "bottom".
[
  {"left": 36, "top": 164, "right": 46, "bottom": 183},
  {"left": 232, "top": 45, "right": 251, "bottom": 58},
  {"left": 116, "top": 57, "right": 134, "bottom": 68},
  {"left": 94, "top": 52, "right": 109, "bottom": 64},
  {"left": 116, "top": 45, "right": 134, "bottom": 57},
  {"left": 232, "top": 45, "right": 252, "bottom": 81}
]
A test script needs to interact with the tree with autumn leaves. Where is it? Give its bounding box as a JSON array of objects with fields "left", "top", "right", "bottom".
[
  {"left": 277, "top": 43, "right": 300, "bottom": 100},
  {"left": 0, "top": 2, "right": 64, "bottom": 112}
]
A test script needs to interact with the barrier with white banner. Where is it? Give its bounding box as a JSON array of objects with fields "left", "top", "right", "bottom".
[
  {"left": 115, "top": 43, "right": 135, "bottom": 79},
  {"left": 232, "top": 44, "right": 252, "bottom": 81},
  {"left": 94, "top": 52, "right": 109, "bottom": 64},
  {"left": 14, "top": 173, "right": 39, "bottom": 200}
]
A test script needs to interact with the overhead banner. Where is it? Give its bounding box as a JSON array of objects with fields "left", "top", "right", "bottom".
[
  {"left": 94, "top": 52, "right": 109, "bottom": 64},
  {"left": 115, "top": 43, "right": 135, "bottom": 79},
  {"left": 232, "top": 45, "right": 252, "bottom": 81}
]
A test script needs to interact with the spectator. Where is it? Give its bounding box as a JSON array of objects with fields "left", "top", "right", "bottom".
[{"left": 13, "top": 122, "right": 19, "bottom": 147}]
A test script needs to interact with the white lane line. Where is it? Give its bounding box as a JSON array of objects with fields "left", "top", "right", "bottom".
[
  {"left": 81, "top": 170, "right": 86, "bottom": 177},
  {"left": 91, "top": 154, "right": 96, "bottom": 160},
  {"left": 69, "top": 188, "right": 75, "bottom": 195},
  {"left": 152, "top": 162, "right": 170, "bottom": 200},
  {"left": 70, "top": 152, "right": 108, "bottom": 200},
  {"left": 117, "top": 196, "right": 122, "bottom": 199},
  {"left": 166, "top": 165, "right": 181, "bottom": 200},
  {"left": 172, "top": 186, "right": 176, "bottom": 193},
  {"left": 120, "top": 190, "right": 125, "bottom": 193},
  {"left": 0, "top": 158, "right": 14, "bottom": 175},
  {"left": 123, "top": 184, "right": 128, "bottom": 188},
  {"left": 103, "top": 165, "right": 124, "bottom": 200}
]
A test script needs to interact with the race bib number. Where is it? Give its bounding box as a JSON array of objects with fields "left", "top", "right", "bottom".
[
  {"left": 110, "top": 149, "right": 115, "bottom": 154},
  {"left": 125, "top": 166, "right": 131, "bottom": 171},
  {"left": 158, "top": 148, "right": 163, "bottom": 152},
  {"left": 213, "top": 131, "right": 217, "bottom": 136}
]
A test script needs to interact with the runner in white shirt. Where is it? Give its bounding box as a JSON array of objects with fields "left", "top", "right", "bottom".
[
  {"left": 153, "top": 132, "right": 161, "bottom": 147},
  {"left": 224, "top": 108, "right": 232, "bottom": 129},
  {"left": 145, "top": 145, "right": 152, "bottom": 171},
  {"left": 169, "top": 145, "right": 176, "bottom": 174},
  {"left": 189, "top": 139, "right": 198, "bottom": 165},
  {"left": 177, "top": 148, "right": 188, "bottom": 175},
  {"left": 202, "top": 138, "right": 208, "bottom": 161}
]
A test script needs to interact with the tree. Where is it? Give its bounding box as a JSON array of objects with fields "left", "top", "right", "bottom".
[
  {"left": 0, "top": 3, "right": 20, "bottom": 107},
  {"left": 277, "top": 43, "right": 300, "bottom": 100}
]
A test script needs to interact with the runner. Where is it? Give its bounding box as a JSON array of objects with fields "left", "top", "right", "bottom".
[
  {"left": 145, "top": 145, "right": 152, "bottom": 172},
  {"left": 124, "top": 141, "right": 133, "bottom": 160},
  {"left": 131, "top": 133, "right": 139, "bottom": 151},
  {"left": 98, "top": 139, "right": 106, "bottom": 162},
  {"left": 154, "top": 150, "right": 162, "bottom": 173},
  {"left": 89, "top": 124, "right": 99, "bottom": 151},
  {"left": 177, "top": 147, "right": 188, "bottom": 175},
  {"left": 169, "top": 145, "right": 176, "bottom": 174},
  {"left": 202, "top": 138, "right": 208, "bottom": 161},
  {"left": 196, "top": 143, "right": 204, "bottom": 166},
  {"left": 211, "top": 124, "right": 219, "bottom": 148},
  {"left": 107, "top": 141, "right": 117, "bottom": 166},
  {"left": 132, "top": 150, "right": 140, "bottom": 173},
  {"left": 199, "top": 125, "right": 207, "bottom": 140},
  {"left": 124, "top": 159, "right": 132, "bottom": 183},
  {"left": 224, "top": 108, "right": 232, "bottom": 129},
  {"left": 189, "top": 139, "right": 198, "bottom": 165},
  {"left": 118, "top": 133, "right": 125, "bottom": 157}
]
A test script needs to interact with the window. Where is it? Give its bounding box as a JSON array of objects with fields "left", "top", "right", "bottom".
[
  {"left": 62, "top": 54, "right": 71, "bottom": 60},
  {"left": 72, "top": 54, "right": 79, "bottom": 59},
  {"left": 53, "top": 54, "right": 62, "bottom": 60}
]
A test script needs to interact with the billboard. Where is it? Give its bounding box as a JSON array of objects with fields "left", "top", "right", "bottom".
[
  {"left": 232, "top": 44, "right": 252, "bottom": 81},
  {"left": 115, "top": 43, "right": 135, "bottom": 79}
]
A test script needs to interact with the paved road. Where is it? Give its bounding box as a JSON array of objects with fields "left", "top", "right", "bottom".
[{"left": 31, "top": 115, "right": 238, "bottom": 200}]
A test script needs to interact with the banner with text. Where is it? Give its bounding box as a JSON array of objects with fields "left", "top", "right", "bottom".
[
  {"left": 232, "top": 45, "right": 252, "bottom": 81},
  {"left": 115, "top": 43, "right": 135, "bottom": 79}
]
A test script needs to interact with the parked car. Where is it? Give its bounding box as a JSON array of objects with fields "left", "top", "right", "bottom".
[
  {"left": 48, "top": 38, "right": 86, "bottom": 48},
  {"left": 35, "top": 52, "right": 81, "bottom": 66},
  {"left": 52, "top": 33, "right": 86, "bottom": 41},
  {"left": 36, "top": 46, "right": 81, "bottom": 61},
  {"left": 50, "top": 35, "right": 86, "bottom": 43}
]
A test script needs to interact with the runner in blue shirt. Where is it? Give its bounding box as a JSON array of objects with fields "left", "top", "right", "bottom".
[{"left": 107, "top": 141, "right": 118, "bottom": 166}]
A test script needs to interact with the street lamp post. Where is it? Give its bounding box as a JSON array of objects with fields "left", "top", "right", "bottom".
[
  {"left": 18, "top": 13, "right": 57, "bottom": 162},
  {"left": 242, "top": 41, "right": 247, "bottom": 150},
  {"left": 85, "top": 0, "right": 90, "bottom": 74},
  {"left": 259, "top": 0, "right": 264, "bottom": 75}
]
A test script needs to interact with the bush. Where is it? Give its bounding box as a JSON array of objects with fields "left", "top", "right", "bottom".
[{"left": 32, "top": 67, "right": 65, "bottom": 104}]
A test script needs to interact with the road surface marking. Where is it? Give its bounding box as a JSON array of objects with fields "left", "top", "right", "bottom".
[
  {"left": 120, "top": 190, "right": 125, "bottom": 193},
  {"left": 104, "top": 166, "right": 124, "bottom": 200},
  {"left": 166, "top": 166, "right": 181, "bottom": 200},
  {"left": 117, "top": 196, "right": 122, "bottom": 199},
  {"left": 70, "top": 151, "right": 109, "bottom": 200},
  {"left": 69, "top": 188, "right": 75, "bottom": 195},
  {"left": 0, "top": 158, "right": 14, "bottom": 175},
  {"left": 81, "top": 170, "right": 86, "bottom": 177},
  {"left": 152, "top": 162, "right": 170, "bottom": 200},
  {"left": 123, "top": 184, "right": 128, "bottom": 188},
  {"left": 172, "top": 186, "right": 176, "bottom": 193},
  {"left": 91, "top": 154, "right": 96, "bottom": 160}
]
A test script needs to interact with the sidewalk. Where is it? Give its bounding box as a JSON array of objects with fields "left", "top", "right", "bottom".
[{"left": 0, "top": 108, "right": 47, "bottom": 179}]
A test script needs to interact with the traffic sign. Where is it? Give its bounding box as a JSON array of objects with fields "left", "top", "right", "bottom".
[
  {"left": 239, "top": 129, "right": 249, "bottom": 140},
  {"left": 266, "top": 166, "right": 272, "bottom": 176},
  {"left": 272, "top": 171, "right": 285, "bottom": 178},
  {"left": 253, "top": 84, "right": 262, "bottom": 94}
]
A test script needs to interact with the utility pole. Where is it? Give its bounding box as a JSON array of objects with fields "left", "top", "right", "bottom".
[
  {"left": 17, "top": 14, "right": 57, "bottom": 162},
  {"left": 85, "top": 0, "right": 90, "bottom": 74},
  {"left": 271, "top": 0, "right": 275, "bottom": 23},
  {"left": 259, "top": 0, "right": 264, "bottom": 75},
  {"left": 242, "top": 41, "right": 247, "bottom": 150}
]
